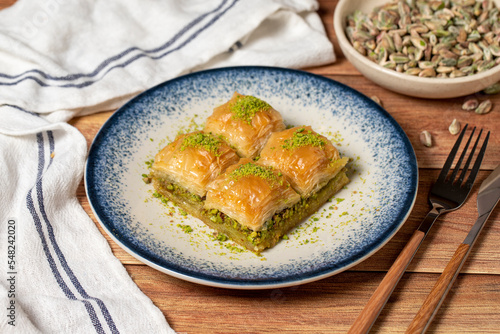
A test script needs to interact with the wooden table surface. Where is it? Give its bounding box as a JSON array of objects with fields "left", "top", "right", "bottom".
[{"left": 3, "top": 0, "right": 499, "bottom": 333}]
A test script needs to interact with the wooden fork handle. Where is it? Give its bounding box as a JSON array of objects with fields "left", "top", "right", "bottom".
[
  {"left": 406, "top": 243, "right": 470, "bottom": 334},
  {"left": 348, "top": 230, "right": 426, "bottom": 334}
]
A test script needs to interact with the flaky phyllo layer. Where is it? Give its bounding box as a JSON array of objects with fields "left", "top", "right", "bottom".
[
  {"left": 259, "top": 126, "right": 349, "bottom": 197},
  {"left": 204, "top": 159, "right": 301, "bottom": 231},
  {"left": 149, "top": 92, "right": 349, "bottom": 252},
  {"left": 151, "top": 131, "right": 239, "bottom": 198},
  {"left": 204, "top": 92, "right": 286, "bottom": 158}
]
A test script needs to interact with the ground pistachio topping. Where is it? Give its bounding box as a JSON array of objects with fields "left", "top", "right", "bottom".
[
  {"left": 230, "top": 95, "right": 271, "bottom": 124},
  {"left": 229, "top": 162, "right": 283, "bottom": 187},
  {"left": 281, "top": 128, "right": 326, "bottom": 150},
  {"left": 179, "top": 132, "right": 224, "bottom": 157}
]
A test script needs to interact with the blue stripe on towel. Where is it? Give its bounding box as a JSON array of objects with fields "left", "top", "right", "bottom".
[
  {"left": 52, "top": 0, "right": 239, "bottom": 89},
  {"left": 26, "top": 132, "right": 119, "bottom": 334},
  {"left": 0, "top": 0, "right": 237, "bottom": 88},
  {"left": 1, "top": 104, "right": 40, "bottom": 117},
  {"left": 42, "top": 131, "right": 120, "bottom": 333}
]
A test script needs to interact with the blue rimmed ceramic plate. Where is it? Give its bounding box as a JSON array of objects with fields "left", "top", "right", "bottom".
[{"left": 85, "top": 66, "right": 418, "bottom": 289}]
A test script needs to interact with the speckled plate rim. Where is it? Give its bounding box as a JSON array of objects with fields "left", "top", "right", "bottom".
[{"left": 85, "top": 66, "right": 418, "bottom": 289}]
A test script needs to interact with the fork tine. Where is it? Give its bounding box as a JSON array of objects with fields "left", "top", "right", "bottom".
[
  {"left": 463, "top": 131, "right": 490, "bottom": 190},
  {"left": 456, "top": 129, "right": 482, "bottom": 185},
  {"left": 437, "top": 124, "right": 469, "bottom": 183},
  {"left": 449, "top": 126, "right": 476, "bottom": 183}
]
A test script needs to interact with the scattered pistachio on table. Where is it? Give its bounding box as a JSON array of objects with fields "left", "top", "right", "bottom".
[
  {"left": 449, "top": 119, "right": 461, "bottom": 135},
  {"left": 462, "top": 97, "right": 479, "bottom": 110},
  {"left": 345, "top": 0, "right": 500, "bottom": 78},
  {"left": 420, "top": 130, "right": 432, "bottom": 147},
  {"left": 371, "top": 95, "right": 383, "bottom": 106},
  {"left": 475, "top": 99, "right": 493, "bottom": 114}
]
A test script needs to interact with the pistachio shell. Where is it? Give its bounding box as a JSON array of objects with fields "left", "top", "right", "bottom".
[
  {"left": 457, "top": 56, "right": 473, "bottom": 68},
  {"left": 419, "top": 68, "right": 437, "bottom": 77},
  {"left": 467, "top": 30, "right": 481, "bottom": 42},
  {"left": 405, "top": 68, "right": 421, "bottom": 76},
  {"left": 382, "top": 61, "right": 397, "bottom": 69},
  {"left": 436, "top": 66, "right": 455, "bottom": 73},
  {"left": 449, "top": 69, "right": 466, "bottom": 78},
  {"left": 389, "top": 53, "right": 410, "bottom": 63},
  {"left": 490, "top": 44, "right": 500, "bottom": 56},
  {"left": 439, "top": 58, "right": 458, "bottom": 66},
  {"left": 478, "top": 60, "right": 495, "bottom": 71},
  {"left": 462, "top": 98, "right": 479, "bottom": 110},
  {"left": 448, "top": 119, "right": 461, "bottom": 135},
  {"left": 418, "top": 61, "right": 436, "bottom": 69},
  {"left": 475, "top": 100, "right": 492, "bottom": 114},
  {"left": 371, "top": 96, "right": 383, "bottom": 106},
  {"left": 411, "top": 37, "right": 428, "bottom": 50},
  {"left": 420, "top": 131, "right": 432, "bottom": 147}
]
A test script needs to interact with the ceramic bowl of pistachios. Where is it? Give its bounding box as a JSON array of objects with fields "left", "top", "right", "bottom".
[{"left": 334, "top": 0, "right": 500, "bottom": 99}]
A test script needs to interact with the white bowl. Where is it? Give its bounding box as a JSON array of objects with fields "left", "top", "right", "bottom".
[{"left": 334, "top": 0, "right": 500, "bottom": 99}]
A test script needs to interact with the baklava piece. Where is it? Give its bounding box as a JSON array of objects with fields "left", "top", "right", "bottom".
[
  {"left": 204, "top": 159, "right": 301, "bottom": 252},
  {"left": 205, "top": 159, "right": 300, "bottom": 229},
  {"left": 204, "top": 92, "right": 285, "bottom": 158},
  {"left": 259, "top": 126, "right": 349, "bottom": 197},
  {"left": 151, "top": 131, "right": 239, "bottom": 203},
  {"left": 202, "top": 157, "right": 348, "bottom": 253}
]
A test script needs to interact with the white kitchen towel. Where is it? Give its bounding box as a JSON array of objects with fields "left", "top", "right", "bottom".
[
  {"left": 0, "top": 110, "right": 175, "bottom": 334},
  {"left": 0, "top": 0, "right": 335, "bottom": 333},
  {"left": 0, "top": 0, "right": 335, "bottom": 122}
]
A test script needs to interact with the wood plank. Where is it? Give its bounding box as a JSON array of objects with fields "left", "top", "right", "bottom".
[
  {"left": 406, "top": 243, "right": 471, "bottom": 333},
  {"left": 323, "top": 75, "right": 500, "bottom": 170},
  {"left": 352, "top": 169, "right": 500, "bottom": 274},
  {"left": 126, "top": 265, "right": 500, "bottom": 334},
  {"left": 70, "top": 95, "right": 500, "bottom": 274},
  {"left": 69, "top": 76, "right": 500, "bottom": 171},
  {"left": 76, "top": 165, "right": 500, "bottom": 274},
  {"left": 0, "top": 0, "right": 15, "bottom": 9}
]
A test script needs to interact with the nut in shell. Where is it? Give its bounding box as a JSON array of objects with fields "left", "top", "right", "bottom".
[
  {"left": 462, "top": 98, "right": 479, "bottom": 111},
  {"left": 420, "top": 130, "right": 432, "bottom": 147},
  {"left": 371, "top": 95, "right": 383, "bottom": 106},
  {"left": 449, "top": 119, "right": 461, "bottom": 135},
  {"left": 475, "top": 100, "right": 493, "bottom": 114}
]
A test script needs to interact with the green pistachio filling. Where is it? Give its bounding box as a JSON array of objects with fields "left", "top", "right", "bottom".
[
  {"left": 180, "top": 132, "right": 224, "bottom": 157},
  {"left": 230, "top": 95, "right": 271, "bottom": 124},
  {"left": 281, "top": 128, "right": 326, "bottom": 150}
]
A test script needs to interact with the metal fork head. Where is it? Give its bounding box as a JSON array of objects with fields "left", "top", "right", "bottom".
[{"left": 430, "top": 124, "right": 490, "bottom": 212}]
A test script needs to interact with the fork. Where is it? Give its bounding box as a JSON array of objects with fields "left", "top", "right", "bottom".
[{"left": 348, "top": 124, "right": 489, "bottom": 334}]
